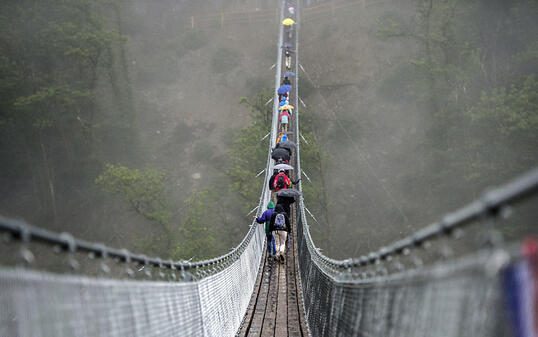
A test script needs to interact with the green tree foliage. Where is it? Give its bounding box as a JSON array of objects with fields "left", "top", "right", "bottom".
[
  {"left": 375, "top": 0, "right": 538, "bottom": 189},
  {"left": 228, "top": 92, "right": 272, "bottom": 210},
  {"left": 95, "top": 164, "right": 172, "bottom": 227},
  {"left": 298, "top": 108, "right": 331, "bottom": 240},
  {"left": 470, "top": 75, "right": 538, "bottom": 138},
  {"left": 464, "top": 75, "right": 538, "bottom": 184},
  {"left": 0, "top": 0, "right": 133, "bottom": 225},
  {"left": 95, "top": 163, "right": 174, "bottom": 255},
  {"left": 173, "top": 188, "right": 225, "bottom": 260},
  {"left": 297, "top": 0, "right": 537, "bottom": 257}
]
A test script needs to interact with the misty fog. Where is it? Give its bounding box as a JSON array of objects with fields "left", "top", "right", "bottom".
[{"left": 0, "top": 0, "right": 536, "bottom": 262}]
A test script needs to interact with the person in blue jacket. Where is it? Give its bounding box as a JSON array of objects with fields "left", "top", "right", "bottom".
[{"left": 255, "top": 201, "right": 276, "bottom": 259}]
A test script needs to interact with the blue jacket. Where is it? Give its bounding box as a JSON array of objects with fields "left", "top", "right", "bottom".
[{"left": 256, "top": 209, "right": 275, "bottom": 234}]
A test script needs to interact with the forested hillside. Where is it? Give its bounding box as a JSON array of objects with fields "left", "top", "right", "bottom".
[
  {"left": 0, "top": 0, "right": 281, "bottom": 259},
  {"left": 299, "top": 0, "right": 538, "bottom": 258},
  {"left": 1, "top": 0, "right": 536, "bottom": 262}
]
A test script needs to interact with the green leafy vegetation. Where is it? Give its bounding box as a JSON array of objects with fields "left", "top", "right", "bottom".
[
  {"left": 0, "top": 0, "right": 134, "bottom": 226},
  {"left": 173, "top": 188, "right": 225, "bottom": 260},
  {"left": 229, "top": 91, "right": 272, "bottom": 210},
  {"left": 300, "top": 0, "right": 538, "bottom": 257},
  {"left": 95, "top": 164, "right": 172, "bottom": 228},
  {"left": 0, "top": 0, "right": 281, "bottom": 261}
]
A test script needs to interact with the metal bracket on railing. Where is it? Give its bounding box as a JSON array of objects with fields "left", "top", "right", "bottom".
[
  {"left": 180, "top": 263, "right": 194, "bottom": 282},
  {"left": 156, "top": 258, "right": 166, "bottom": 279},
  {"left": 96, "top": 244, "right": 110, "bottom": 275},
  {"left": 479, "top": 191, "right": 505, "bottom": 248},
  {"left": 19, "top": 224, "right": 34, "bottom": 267},
  {"left": 140, "top": 255, "right": 151, "bottom": 279},
  {"left": 60, "top": 232, "right": 79, "bottom": 272},
  {"left": 121, "top": 249, "right": 134, "bottom": 278},
  {"left": 167, "top": 260, "right": 177, "bottom": 281}
]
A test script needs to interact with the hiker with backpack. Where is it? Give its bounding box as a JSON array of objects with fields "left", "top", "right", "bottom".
[
  {"left": 269, "top": 204, "right": 290, "bottom": 263},
  {"left": 278, "top": 91, "right": 289, "bottom": 103},
  {"left": 254, "top": 202, "right": 277, "bottom": 260},
  {"left": 276, "top": 195, "right": 295, "bottom": 220},
  {"left": 280, "top": 110, "right": 290, "bottom": 132},
  {"left": 276, "top": 133, "right": 288, "bottom": 144},
  {"left": 273, "top": 169, "right": 291, "bottom": 191}
]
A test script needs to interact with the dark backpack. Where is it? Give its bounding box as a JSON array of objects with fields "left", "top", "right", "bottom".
[
  {"left": 276, "top": 175, "right": 286, "bottom": 188},
  {"left": 274, "top": 213, "right": 286, "bottom": 229}
]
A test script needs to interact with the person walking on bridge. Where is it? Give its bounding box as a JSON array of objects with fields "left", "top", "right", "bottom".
[
  {"left": 280, "top": 110, "right": 290, "bottom": 132},
  {"left": 273, "top": 169, "right": 291, "bottom": 191},
  {"left": 255, "top": 202, "right": 277, "bottom": 260},
  {"left": 284, "top": 48, "right": 293, "bottom": 70},
  {"left": 272, "top": 146, "right": 291, "bottom": 163},
  {"left": 269, "top": 204, "right": 290, "bottom": 263}
]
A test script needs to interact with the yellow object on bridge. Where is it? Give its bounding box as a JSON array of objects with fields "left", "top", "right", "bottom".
[{"left": 282, "top": 18, "right": 295, "bottom": 26}]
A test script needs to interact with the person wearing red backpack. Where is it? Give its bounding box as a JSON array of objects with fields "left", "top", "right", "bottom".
[
  {"left": 269, "top": 204, "right": 290, "bottom": 263},
  {"left": 273, "top": 170, "right": 291, "bottom": 191}
]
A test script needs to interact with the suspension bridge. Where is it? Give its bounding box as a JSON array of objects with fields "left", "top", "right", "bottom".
[{"left": 1, "top": 1, "right": 537, "bottom": 336}]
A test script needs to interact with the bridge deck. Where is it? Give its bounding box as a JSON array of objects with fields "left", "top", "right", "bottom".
[{"left": 238, "top": 208, "right": 308, "bottom": 337}]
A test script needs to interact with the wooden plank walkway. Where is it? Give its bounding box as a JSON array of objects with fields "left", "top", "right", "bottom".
[{"left": 238, "top": 206, "right": 308, "bottom": 337}]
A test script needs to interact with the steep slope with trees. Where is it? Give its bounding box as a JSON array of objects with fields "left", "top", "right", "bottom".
[{"left": 299, "top": 0, "right": 538, "bottom": 258}]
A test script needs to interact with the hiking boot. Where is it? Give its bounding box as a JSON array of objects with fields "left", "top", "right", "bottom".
[{"left": 279, "top": 254, "right": 285, "bottom": 263}]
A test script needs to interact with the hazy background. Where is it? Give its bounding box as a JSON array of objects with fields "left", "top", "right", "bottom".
[
  {"left": 0, "top": 0, "right": 536, "bottom": 262},
  {"left": 299, "top": 0, "right": 538, "bottom": 258}
]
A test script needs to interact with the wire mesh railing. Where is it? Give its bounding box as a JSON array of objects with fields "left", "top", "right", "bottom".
[{"left": 294, "top": 168, "right": 538, "bottom": 335}]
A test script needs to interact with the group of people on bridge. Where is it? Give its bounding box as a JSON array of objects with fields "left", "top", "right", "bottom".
[{"left": 255, "top": 9, "right": 299, "bottom": 264}]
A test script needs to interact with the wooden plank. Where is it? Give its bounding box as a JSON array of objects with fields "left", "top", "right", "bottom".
[
  {"left": 261, "top": 260, "right": 279, "bottom": 336},
  {"left": 249, "top": 260, "right": 274, "bottom": 336},
  {"left": 286, "top": 216, "right": 302, "bottom": 337},
  {"left": 275, "top": 254, "right": 288, "bottom": 337},
  {"left": 238, "top": 248, "right": 269, "bottom": 336}
]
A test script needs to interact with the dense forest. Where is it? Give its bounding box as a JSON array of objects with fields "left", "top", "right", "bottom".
[
  {"left": 0, "top": 0, "right": 536, "bottom": 261},
  {"left": 0, "top": 0, "right": 280, "bottom": 260},
  {"left": 299, "top": 0, "right": 538, "bottom": 257}
]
